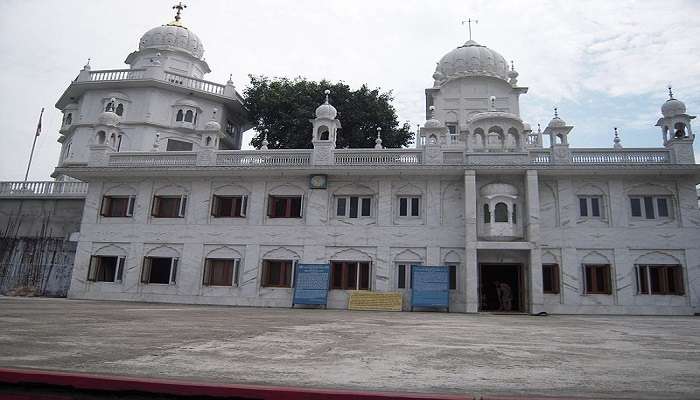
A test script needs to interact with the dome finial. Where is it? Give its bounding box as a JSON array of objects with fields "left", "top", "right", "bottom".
[
  {"left": 613, "top": 127, "right": 622, "bottom": 149},
  {"left": 375, "top": 127, "right": 383, "bottom": 149},
  {"left": 172, "top": 2, "right": 187, "bottom": 23},
  {"left": 511, "top": 60, "right": 515, "bottom": 71},
  {"left": 261, "top": 128, "right": 269, "bottom": 150},
  {"left": 461, "top": 18, "right": 478, "bottom": 42},
  {"left": 324, "top": 89, "right": 330, "bottom": 104},
  {"left": 429, "top": 105, "right": 436, "bottom": 119},
  {"left": 668, "top": 85, "right": 674, "bottom": 99},
  {"left": 554, "top": 107, "right": 559, "bottom": 118}
]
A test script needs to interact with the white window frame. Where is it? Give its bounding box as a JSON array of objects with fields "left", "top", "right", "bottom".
[
  {"left": 202, "top": 258, "right": 241, "bottom": 287},
  {"left": 335, "top": 195, "right": 372, "bottom": 218},
  {"left": 635, "top": 264, "right": 684, "bottom": 295},
  {"left": 100, "top": 195, "right": 136, "bottom": 218},
  {"left": 397, "top": 196, "right": 421, "bottom": 218},
  {"left": 211, "top": 195, "right": 248, "bottom": 218},
  {"left": 396, "top": 262, "right": 422, "bottom": 290},
  {"left": 578, "top": 195, "right": 605, "bottom": 219},
  {"left": 141, "top": 256, "right": 178, "bottom": 285},
  {"left": 629, "top": 196, "right": 673, "bottom": 220},
  {"left": 151, "top": 195, "right": 187, "bottom": 218},
  {"left": 87, "top": 255, "right": 126, "bottom": 283}
]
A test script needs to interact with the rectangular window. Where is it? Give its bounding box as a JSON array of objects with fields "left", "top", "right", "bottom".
[
  {"left": 398, "top": 196, "right": 421, "bottom": 217},
  {"left": 267, "top": 196, "right": 303, "bottom": 218},
  {"left": 211, "top": 195, "right": 247, "bottom": 218},
  {"left": 152, "top": 195, "right": 187, "bottom": 218},
  {"left": 87, "top": 255, "right": 125, "bottom": 283},
  {"left": 630, "top": 196, "right": 672, "bottom": 220},
  {"left": 583, "top": 264, "right": 611, "bottom": 294},
  {"left": 448, "top": 264, "right": 457, "bottom": 291},
  {"left": 578, "top": 196, "right": 603, "bottom": 218},
  {"left": 335, "top": 196, "right": 372, "bottom": 218},
  {"left": 100, "top": 195, "right": 135, "bottom": 217},
  {"left": 331, "top": 261, "right": 370, "bottom": 290},
  {"left": 202, "top": 258, "right": 239, "bottom": 286},
  {"left": 166, "top": 139, "right": 193, "bottom": 151},
  {"left": 636, "top": 265, "right": 684, "bottom": 295},
  {"left": 542, "top": 263, "right": 560, "bottom": 294},
  {"left": 141, "top": 257, "right": 178, "bottom": 285},
  {"left": 261, "top": 260, "right": 293, "bottom": 287}
]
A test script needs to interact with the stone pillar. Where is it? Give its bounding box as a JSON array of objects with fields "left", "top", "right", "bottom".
[
  {"left": 612, "top": 247, "right": 630, "bottom": 306},
  {"left": 88, "top": 144, "right": 111, "bottom": 167},
  {"left": 241, "top": 244, "right": 260, "bottom": 298},
  {"left": 561, "top": 247, "right": 579, "bottom": 306},
  {"left": 608, "top": 179, "right": 626, "bottom": 227},
  {"left": 464, "top": 170, "right": 479, "bottom": 312},
  {"left": 525, "top": 170, "right": 544, "bottom": 314},
  {"left": 665, "top": 138, "right": 696, "bottom": 164}
]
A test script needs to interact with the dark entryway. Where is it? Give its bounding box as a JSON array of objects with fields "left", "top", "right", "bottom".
[{"left": 479, "top": 264, "right": 524, "bottom": 312}]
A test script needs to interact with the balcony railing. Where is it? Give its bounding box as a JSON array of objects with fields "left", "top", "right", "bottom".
[
  {"left": 108, "top": 152, "right": 197, "bottom": 167},
  {"left": 529, "top": 151, "right": 552, "bottom": 164},
  {"left": 90, "top": 69, "right": 145, "bottom": 81},
  {"left": 0, "top": 181, "right": 88, "bottom": 198},
  {"left": 570, "top": 149, "right": 670, "bottom": 164},
  {"left": 86, "top": 69, "right": 227, "bottom": 97},
  {"left": 163, "top": 72, "right": 225, "bottom": 95},
  {"left": 216, "top": 150, "right": 311, "bottom": 166},
  {"left": 335, "top": 149, "right": 423, "bottom": 165}
]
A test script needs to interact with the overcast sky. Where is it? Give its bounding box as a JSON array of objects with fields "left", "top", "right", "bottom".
[{"left": 1, "top": 0, "right": 699, "bottom": 181}]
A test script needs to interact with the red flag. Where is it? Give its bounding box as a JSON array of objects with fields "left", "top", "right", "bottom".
[{"left": 35, "top": 108, "right": 44, "bottom": 137}]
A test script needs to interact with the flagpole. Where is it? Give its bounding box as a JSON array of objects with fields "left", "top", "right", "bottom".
[{"left": 24, "top": 107, "right": 44, "bottom": 183}]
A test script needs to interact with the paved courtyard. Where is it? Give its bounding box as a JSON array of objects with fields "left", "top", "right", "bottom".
[{"left": 0, "top": 297, "right": 698, "bottom": 399}]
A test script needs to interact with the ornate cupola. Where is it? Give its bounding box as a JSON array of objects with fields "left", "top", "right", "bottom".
[
  {"left": 656, "top": 86, "right": 695, "bottom": 163},
  {"left": 543, "top": 107, "right": 574, "bottom": 164},
  {"left": 311, "top": 90, "right": 341, "bottom": 165}
]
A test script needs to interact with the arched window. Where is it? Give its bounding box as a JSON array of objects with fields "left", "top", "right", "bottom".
[
  {"left": 674, "top": 122, "right": 686, "bottom": 138},
  {"left": 97, "top": 131, "right": 106, "bottom": 144},
  {"left": 115, "top": 103, "right": 124, "bottom": 116},
  {"left": 176, "top": 110, "right": 184, "bottom": 122},
  {"left": 483, "top": 204, "right": 491, "bottom": 223},
  {"left": 205, "top": 136, "right": 212, "bottom": 146},
  {"left": 184, "top": 110, "right": 194, "bottom": 122},
  {"left": 105, "top": 102, "right": 114, "bottom": 112},
  {"left": 317, "top": 126, "right": 329, "bottom": 141},
  {"left": 494, "top": 202, "right": 508, "bottom": 222},
  {"left": 65, "top": 113, "right": 72, "bottom": 125},
  {"left": 429, "top": 134, "right": 437, "bottom": 144}
]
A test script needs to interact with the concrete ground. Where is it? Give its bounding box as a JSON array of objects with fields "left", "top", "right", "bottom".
[{"left": 0, "top": 298, "right": 698, "bottom": 399}]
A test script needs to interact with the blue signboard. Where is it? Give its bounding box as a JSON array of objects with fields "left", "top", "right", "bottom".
[
  {"left": 292, "top": 264, "right": 330, "bottom": 307},
  {"left": 411, "top": 265, "right": 449, "bottom": 310}
]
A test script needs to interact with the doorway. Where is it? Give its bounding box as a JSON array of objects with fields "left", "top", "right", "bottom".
[{"left": 479, "top": 264, "right": 525, "bottom": 312}]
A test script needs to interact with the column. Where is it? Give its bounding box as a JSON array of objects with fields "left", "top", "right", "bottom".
[
  {"left": 526, "top": 170, "right": 544, "bottom": 314},
  {"left": 464, "top": 170, "right": 478, "bottom": 312}
]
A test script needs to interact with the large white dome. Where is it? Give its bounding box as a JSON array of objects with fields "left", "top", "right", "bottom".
[
  {"left": 433, "top": 40, "right": 509, "bottom": 83},
  {"left": 139, "top": 23, "right": 204, "bottom": 59}
]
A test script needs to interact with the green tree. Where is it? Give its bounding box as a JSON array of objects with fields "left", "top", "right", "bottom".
[{"left": 244, "top": 76, "right": 413, "bottom": 149}]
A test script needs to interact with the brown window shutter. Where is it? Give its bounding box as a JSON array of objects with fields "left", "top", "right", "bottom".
[
  {"left": 553, "top": 264, "right": 560, "bottom": 294},
  {"left": 211, "top": 196, "right": 219, "bottom": 217},
  {"left": 203, "top": 259, "right": 212, "bottom": 286},
  {"left": 240, "top": 196, "right": 248, "bottom": 217},
  {"left": 234, "top": 259, "right": 241, "bottom": 286},
  {"left": 127, "top": 196, "right": 135, "bottom": 216},
  {"left": 87, "top": 256, "right": 99, "bottom": 281},
  {"left": 141, "top": 257, "right": 151, "bottom": 284},
  {"left": 267, "top": 197, "right": 274, "bottom": 217},
  {"left": 262, "top": 260, "right": 270, "bottom": 286},
  {"left": 100, "top": 197, "right": 110, "bottom": 217},
  {"left": 170, "top": 258, "right": 179, "bottom": 284},
  {"left": 151, "top": 197, "right": 160, "bottom": 217}
]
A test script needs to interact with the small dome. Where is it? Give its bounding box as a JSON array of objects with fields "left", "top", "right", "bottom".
[
  {"left": 434, "top": 40, "right": 509, "bottom": 83},
  {"left": 522, "top": 122, "right": 532, "bottom": 132},
  {"left": 548, "top": 116, "right": 566, "bottom": 128},
  {"left": 480, "top": 183, "right": 518, "bottom": 197},
  {"left": 139, "top": 23, "right": 204, "bottom": 59},
  {"left": 205, "top": 120, "right": 221, "bottom": 131},
  {"left": 661, "top": 98, "right": 686, "bottom": 118},
  {"left": 97, "top": 110, "right": 120, "bottom": 126},
  {"left": 424, "top": 118, "right": 443, "bottom": 129},
  {"left": 315, "top": 90, "right": 337, "bottom": 120}
]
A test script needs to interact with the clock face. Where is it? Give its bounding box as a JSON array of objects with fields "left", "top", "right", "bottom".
[{"left": 310, "top": 175, "right": 327, "bottom": 189}]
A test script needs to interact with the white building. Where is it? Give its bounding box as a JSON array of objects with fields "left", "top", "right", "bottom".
[{"left": 46, "top": 10, "right": 700, "bottom": 314}]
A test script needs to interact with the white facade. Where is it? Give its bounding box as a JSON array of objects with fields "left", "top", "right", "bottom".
[{"left": 55, "top": 13, "right": 700, "bottom": 315}]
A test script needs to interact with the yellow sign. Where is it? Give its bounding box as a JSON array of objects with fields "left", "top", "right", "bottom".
[{"left": 348, "top": 291, "right": 403, "bottom": 311}]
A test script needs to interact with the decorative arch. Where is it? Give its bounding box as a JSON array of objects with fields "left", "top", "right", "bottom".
[
  {"left": 317, "top": 125, "right": 330, "bottom": 141},
  {"left": 333, "top": 182, "right": 376, "bottom": 197},
  {"left": 96, "top": 130, "right": 106, "bottom": 144},
  {"left": 145, "top": 245, "right": 181, "bottom": 258},
  {"left": 443, "top": 250, "right": 462, "bottom": 264},
  {"left": 576, "top": 182, "right": 607, "bottom": 196},
  {"left": 212, "top": 183, "right": 251, "bottom": 196},
  {"left": 395, "top": 183, "right": 424, "bottom": 196},
  {"left": 580, "top": 250, "right": 611, "bottom": 265},
  {"left": 393, "top": 248, "right": 423, "bottom": 262},
  {"left": 206, "top": 245, "right": 243, "bottom": 259},
  {"left": 153, "top": 183, "right": 189, "bottom": 196},
  {"left": 542, "top": 251, "right": 559, "bottom": 265},
  {"left": 494, "top": 202, "right": 509, "bottom": 222},
  {"left": 93, "top": 244, "right": 129, "bottom": 256},
  {"left": 103, "top": 183, "right": 138, "bottom": 196},
  {"left": 633, "top": 251, "right": 682, "bottom": 265},
  {"left": 267, "top": 183, "right": 305, "bottom": 196},
  {"left": 329, "top": 248, "right": 373, "bottom": 261},
  {"left": 261, "top": 246, "right": 301, "bottom": 260},
  {"left": 624, "top": 182, "right": 674, "bottom": 196}
]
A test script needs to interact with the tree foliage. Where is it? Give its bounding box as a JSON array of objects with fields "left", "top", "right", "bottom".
[{"left": 243, "top": 76, "right": 413, "bottom": 149}]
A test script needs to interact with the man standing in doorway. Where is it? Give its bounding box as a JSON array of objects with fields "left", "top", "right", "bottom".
[{"left": 500, "top": 282, "right": 513, "bottom": 311}]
